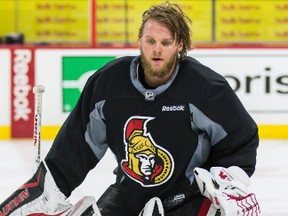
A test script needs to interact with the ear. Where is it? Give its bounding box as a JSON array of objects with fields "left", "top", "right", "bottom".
[{"left": 177, "top": 41, "right": 184, "bottom": 53}]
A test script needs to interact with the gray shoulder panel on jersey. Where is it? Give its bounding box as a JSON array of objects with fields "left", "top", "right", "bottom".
[
  {"left": 85, "top": 100, "right": 108, "bottom": 161},
  {"left": 185, "top": 103, "right": 227, "bottom": 184},
  {"left": 130, "top": 56, "right": 180, "bottom": 100}
]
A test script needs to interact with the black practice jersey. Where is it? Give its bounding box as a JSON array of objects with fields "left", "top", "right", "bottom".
[{"left": 45, "top": 56, "right": 259, "bottom": 213}]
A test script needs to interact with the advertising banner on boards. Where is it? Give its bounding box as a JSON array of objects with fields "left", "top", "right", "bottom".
[
  {"left": 62, "top": 56, "right": 116, "bottom": 112},
  {"left": 2, "top": 48, "right": 288, "bottom": 139},
  {"left": 10, "top": 48, "right": 35, "bottom": 138}
]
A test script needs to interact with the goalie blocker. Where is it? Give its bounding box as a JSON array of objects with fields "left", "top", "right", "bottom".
[{"left": 0, "top": 162, "right": 101, "bottom": 216}]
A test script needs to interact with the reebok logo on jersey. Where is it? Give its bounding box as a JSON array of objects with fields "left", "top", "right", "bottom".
[{"left": 162, "top": 105, "right": 185, "bottom": 112}]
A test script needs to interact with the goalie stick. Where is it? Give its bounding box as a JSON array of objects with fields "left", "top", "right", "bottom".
[
  {"left": 32, "top": 84, "right": 45, "bottom": 171},
  {"left": 31, "top": 86, "right": 102, "bottom": 216}
]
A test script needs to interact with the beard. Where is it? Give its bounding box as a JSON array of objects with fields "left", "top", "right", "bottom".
[{"left": 140, "top": 49, "right": 178, "bottom": 79}]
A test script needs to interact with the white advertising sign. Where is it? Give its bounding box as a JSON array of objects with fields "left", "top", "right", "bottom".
[
  {"left": 192, "top": 49, "right": 288, "bottom": 124},
  {"left": 0, "top": 50, "right": 11, "bottom": 125},
  {"left": 1, "top": 48, "right": 287, "bottom": 127}
]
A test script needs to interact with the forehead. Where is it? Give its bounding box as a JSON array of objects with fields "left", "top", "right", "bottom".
[{"left": 142, "top": 19, "right": 174, "bottom": 39}]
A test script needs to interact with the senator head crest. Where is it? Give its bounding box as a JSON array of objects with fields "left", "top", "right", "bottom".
[{"left": 121, "top": 116, "right": 174, "bottom": 187}]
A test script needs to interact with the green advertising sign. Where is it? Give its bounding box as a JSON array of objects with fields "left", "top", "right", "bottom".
[{"left": 62, "top": 56, "right": 115, "bottom": 112}]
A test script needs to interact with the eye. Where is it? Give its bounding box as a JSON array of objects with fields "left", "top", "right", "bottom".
[
  {"left": 162, "top": 40, "right": 173, "bottom": 46},
  {"left": 146, "top": 38, "right": 155, "bottom": 45}
]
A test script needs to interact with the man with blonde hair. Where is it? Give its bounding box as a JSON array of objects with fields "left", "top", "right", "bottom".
[{"left": 0, "top": 1, "right": 260, "bottom": 216}]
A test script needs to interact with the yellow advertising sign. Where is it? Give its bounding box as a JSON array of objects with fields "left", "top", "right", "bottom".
[
  {"left": 179, "top": 0, "right": 212, "bottom": 43},
  {"left": 16, "top": 0, "right": 90, "bottom": 44},
  {"left": 96, "top": 0, "right": 130, "bottom": 45},
  {"left": 216, "top": 0, "right": 288, "bottom": 43},
  {"left": 96, "top": 0, "right": 212, "bottom": 46},
  {"left": 1, "top": 0, "right": 287, "bottom": 46},
  {"left": 0, "top": 1, "right": 16, "bottom": 36}
]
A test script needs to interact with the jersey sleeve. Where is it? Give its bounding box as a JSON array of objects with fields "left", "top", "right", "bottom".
[
  {"left": 44, "top": 70, "right": 108, "bottom": 197},
  {"left": 187, "top": 61, "right": 259, "bottom": 177},
  {"left": 201, "top": 77, "right": 259, "bottom": 177}
]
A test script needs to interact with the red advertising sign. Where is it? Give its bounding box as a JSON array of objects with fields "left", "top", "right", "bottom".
[{"left": 11, "top": 48, "right": 35, "bottom": 138}]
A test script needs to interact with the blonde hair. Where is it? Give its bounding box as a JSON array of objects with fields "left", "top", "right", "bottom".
[{"left": 138, "top": 1, "right": 192, "bottom": 61}]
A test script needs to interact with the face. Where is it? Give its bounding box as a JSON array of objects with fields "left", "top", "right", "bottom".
[
  {"left": 136, "top": 153, "right": 156, "bottom": 178},
  {"left": 139, "top": 19, "right": 183, "bottom": 81}
]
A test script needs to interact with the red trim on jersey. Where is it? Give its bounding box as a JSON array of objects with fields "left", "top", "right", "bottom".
[{"left": 197, "top": 198, "right": 212, "bottom": 216}]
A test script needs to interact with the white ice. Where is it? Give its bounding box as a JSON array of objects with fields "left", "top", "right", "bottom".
[{"left": 0, "top": 139, "right": 287, "bottom": 216}]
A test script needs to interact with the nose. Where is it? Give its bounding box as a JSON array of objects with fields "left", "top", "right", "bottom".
[{"left": 154, "top": 42, "right": 162, "bottom": 54}]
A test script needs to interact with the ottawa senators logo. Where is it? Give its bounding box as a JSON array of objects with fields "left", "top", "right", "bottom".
[{"left": 121, "top": 116, "right": 174, "bottom": 187}]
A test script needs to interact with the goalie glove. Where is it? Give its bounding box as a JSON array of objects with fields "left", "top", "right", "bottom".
[
  {"left": 0, "top": 161, "right": 72, "bottom": 216},
  {"left": 193, "top": 166, "right": 261, "bottom": 216}
]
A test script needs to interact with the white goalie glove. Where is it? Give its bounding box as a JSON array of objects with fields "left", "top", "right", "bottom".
[
  {"left": 193, "top": 166, "right": 261, "bottom": 216},
  {"left": 0, "top": 161, "right": 101, "bottom": 216}
]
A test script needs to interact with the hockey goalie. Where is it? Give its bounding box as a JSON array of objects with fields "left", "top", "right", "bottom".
[{"left": 1, "top": 1, "right": 262, "bottom": 215}]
